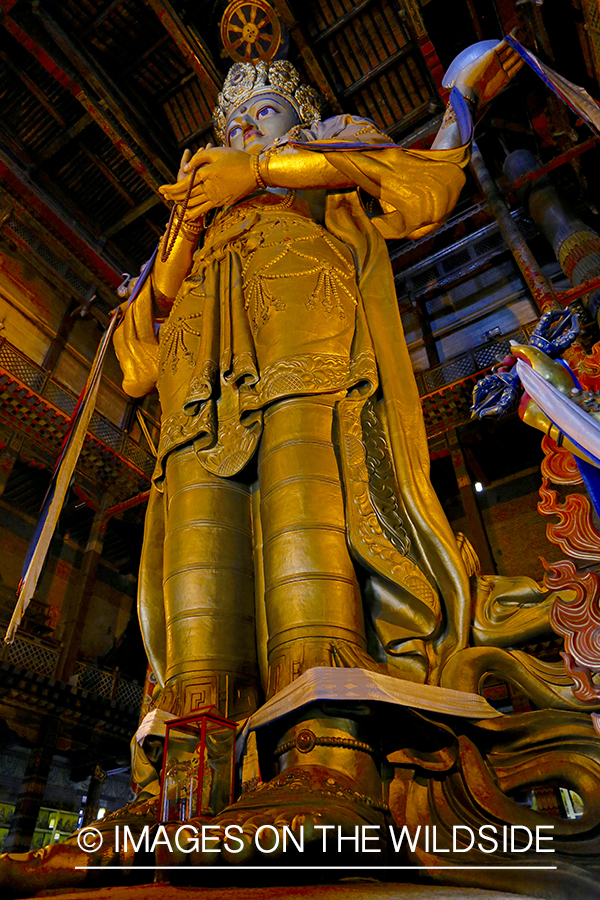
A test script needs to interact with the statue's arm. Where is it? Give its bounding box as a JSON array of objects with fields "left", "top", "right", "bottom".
[
  {"left": 150, "top": 147, "right": 212, "bottom": 313},
  {"left": 432, "top": 38, "right": 522, "bottom": 150},
  {"left": 151, "top": 219, "right": 200, "bottom": 314}
]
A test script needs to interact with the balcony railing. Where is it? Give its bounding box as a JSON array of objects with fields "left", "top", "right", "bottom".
[
  {"left": 0, "top": 634, "right": 143, "bottom": 710},
  {"left": 0, "top": 337, "right": 155, "bottom": 480},
  {"left": 414, "top": 324, "right": 534, "bottom": 398}
]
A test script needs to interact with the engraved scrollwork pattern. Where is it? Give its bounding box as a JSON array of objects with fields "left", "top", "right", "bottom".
[
  {"left": 159, "top": 311, "right": 203, "bottom": 376},
  {"left": 337, "top": 395, "right": 439, "bottom": 611},
  {"left": 241, "top": 215, "right": 356, "bottom": 335},
  {"left": 240, "top": 350, "right": 377, "bottom": 409},
  {"left": 157, "top": 401, "right": 217, "bottom": 472},
  {"left": 361, "top": 398, "right": 413, "bottom": 560}
]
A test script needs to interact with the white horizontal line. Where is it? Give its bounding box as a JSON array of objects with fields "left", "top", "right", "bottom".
[{"left": 76, "top": 866, "right": 558, "bottom": 871}]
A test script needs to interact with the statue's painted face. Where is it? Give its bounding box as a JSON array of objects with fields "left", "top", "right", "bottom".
[{"left": 226, "top": 92, "right": 299, "bottom": 153}]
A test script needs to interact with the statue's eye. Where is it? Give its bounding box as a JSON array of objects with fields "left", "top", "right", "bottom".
[
  {"left": 257, "top": 105, "right": 277, "bottom": 119},
  {"left": 228, "top": 124, "right": 242, "bottom": 142}
]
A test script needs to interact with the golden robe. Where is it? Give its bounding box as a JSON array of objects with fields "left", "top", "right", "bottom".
[{"left": 114, "top": 116, "right": 472, "bottom": 693}]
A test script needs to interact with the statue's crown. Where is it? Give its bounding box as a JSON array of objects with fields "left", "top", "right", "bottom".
[{"left": 214, "top": 60, "right": 322, "bottom": 144}]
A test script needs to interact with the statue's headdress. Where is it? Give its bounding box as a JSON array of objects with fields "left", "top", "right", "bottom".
[{"left": 213, "top": 59, "right": 322, "bottom": 144}]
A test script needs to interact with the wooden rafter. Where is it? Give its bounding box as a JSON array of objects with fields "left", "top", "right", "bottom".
[
  {"left": 271, "top": 0, "right": 343, "bottom": 113},
  {"left": 0, "top": 48, "right": 66, "bottom": 126},
  {"left": 102, "top": 194, "right": 164, "bottom": 240},
  {"left": 31, "top": 3, "right": 176, "bottom": 182},
  {"left": 37, "top": 114, "right": 92, "bottom": 161},
  {"left": 145, "top": 0, "right": 222, "bottom": 100},
  {"left": 0, "top": 147, "right": 125, "bottom": 288},
  {"left": 78, "top": 144, "right": 136, "bottom": 207},
  {"left": 1, "top": 13, "right": 166, "bottom": 195}
]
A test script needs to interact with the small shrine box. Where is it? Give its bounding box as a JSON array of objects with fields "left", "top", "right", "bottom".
[{"left": 159, "top": 707, "right": 237, "bottom": 822}]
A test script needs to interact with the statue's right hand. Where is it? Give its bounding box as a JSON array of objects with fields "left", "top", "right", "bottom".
[
  {"left": 177, "top": 149, "right": 192, "bottom": 182},
  {"left": 160, "top": 148, "right": 256, "bottom": 216},
  {"left": 176, "top": 144, "right": 214, "bottom": 182}
]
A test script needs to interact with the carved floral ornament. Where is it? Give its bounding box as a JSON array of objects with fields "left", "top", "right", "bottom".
[{"left": 213, "top": 60, "right": 322, "bottom": 144}]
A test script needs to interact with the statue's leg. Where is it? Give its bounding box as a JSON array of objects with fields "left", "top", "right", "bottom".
[
  {"left": 161, "top": 443, "right": 261, "bottom": 719},
  {"left": 0, "top": 448, "right": 264, "bottom": 896},
  {"left": 258, "top": 393, "right": 366, "bottom": 696},
  {"left": 151, "top": 400, "right": 389, "bottom": 867}
]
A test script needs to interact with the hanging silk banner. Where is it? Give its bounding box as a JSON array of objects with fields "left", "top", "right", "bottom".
[
  {"left": 4, "top": 247, "right": 158, "bottom": 643},
  {"left": 505, "top": 34, "right": 600, "bottom": 135}
]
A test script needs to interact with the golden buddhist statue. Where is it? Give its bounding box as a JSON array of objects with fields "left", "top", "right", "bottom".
[
  {"left": 4, "top": 41, "right": 600, "bottom": 899},
  {"left": 114, "top": 48, "right": 516, "bottom": 717}
]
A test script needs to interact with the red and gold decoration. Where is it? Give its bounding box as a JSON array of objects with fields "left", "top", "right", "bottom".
[{"left": 160, "top": 708, "right": 236, "bottom": 822}]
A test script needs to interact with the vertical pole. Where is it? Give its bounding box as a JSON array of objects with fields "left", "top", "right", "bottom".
[
  {"left": 54, "top": 494, "right": 111, "bottom": 682},
  {"left": 41, "top": 299, "right": 78, "bottom": 375},
  {"left": 415, "top": 299, "right": 440, "bottom": 368},
  {"left": 470, "top": 142, "right": 559, "bottom": 314},
  {"left": 0, "top": 436, "right": 20, "bottom": 499},
  {"left": 2, "top": 716, "right": 59, "bottom": 852},
  {"left": 81, "top": 765, "right": 107, "bottom": 828},
  {"left": 448, "top": 428, "right": 496, "bottom": 575}
]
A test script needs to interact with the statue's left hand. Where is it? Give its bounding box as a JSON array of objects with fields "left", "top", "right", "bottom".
[
  {"left": 455, "top": 38, "right": 523, "bottom": 112},
  {"left": 159, "top": 147, "right": 256, "bottom": 217}
]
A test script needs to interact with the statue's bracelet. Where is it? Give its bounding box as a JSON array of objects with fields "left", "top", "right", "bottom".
[
  {"left": 252, "top": 153, "right": 268, "bottom": 190},
  {"left": 258, "top": 153, "right": 272, "bottom": 188},
  {"left": 179, "top": 213, "right": 204, "bottom": 241}
]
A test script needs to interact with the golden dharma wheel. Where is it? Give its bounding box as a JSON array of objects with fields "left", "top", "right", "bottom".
[{"left": 220, "top": 0, "right": 282, "bottom": 63}]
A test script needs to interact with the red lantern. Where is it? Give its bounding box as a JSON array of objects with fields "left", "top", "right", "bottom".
[{"left": 159, "top": 707, "right": 237, "bottom": 822}]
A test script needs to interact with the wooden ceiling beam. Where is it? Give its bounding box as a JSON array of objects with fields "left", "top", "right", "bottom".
[
  {"left": 101, "top": 193, "right": 164, "bottom": 240},
  {"left": 312, "top": 0, "right": 375, "bottom": 44},
  {"left": 144, "top": 0, "right": 222, "bottom": 101},
  {"left": 122, "top": 33, "right": 170, "bottom": 76},
  {"left": 0, "top": 48, "right": 66, "bottom": 126},
  {"left": 1, "top": 12, "right": 166, "bottom": 195},
  {"left": 78, "top": 144, "right": 136, "bottom": 207},
  {"left": 143, "top": 216, "right": 163, "bottom": 239},
  {"left": 31, "top": 2, "right": 176, "bottom": 182},
  {"left": 270, "top": 0, "right": 342, "bottom": 114},
  {"left": 37, "top": 113, "right": 92, "bottom": 162},
  {"left": 85, "top": 0, "right": 127, "bottom": 35},
  {"left": 0, "top": 139, "right": 126, "bottom": 286}
]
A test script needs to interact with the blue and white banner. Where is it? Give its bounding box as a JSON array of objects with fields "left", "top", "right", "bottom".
[{"left": 506, "top": 34, "right": 600, "bottom": 135}]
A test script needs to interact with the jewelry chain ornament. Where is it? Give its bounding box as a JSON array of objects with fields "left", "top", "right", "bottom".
[
  {"left": 252, "top": 152, "right": 267, "bottom": 189},
  {"left": 161, "top": 166, "right": 200, "bottom": 263},
  {"left": 273, "top": 733, "right": 377, "bottom": 758}
]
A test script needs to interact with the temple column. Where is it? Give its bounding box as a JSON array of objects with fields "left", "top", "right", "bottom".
[
  {"left": 2, "top": 716, "right": 59, "bottom": 852},
  {"left": 42, "top": 300, "right": 79, "bottom": 375},
  {"left": 470, "top": 141, "right": 557, "bottom": 314},
  {"left": 81, "top": 765, "right": 107, "bottom": 828},
  {"left": 504, "top": 148, "right": 600, "bottom": 325},
  {"left": 54, "top": 495, "right": 111, "bottom": 683}
]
